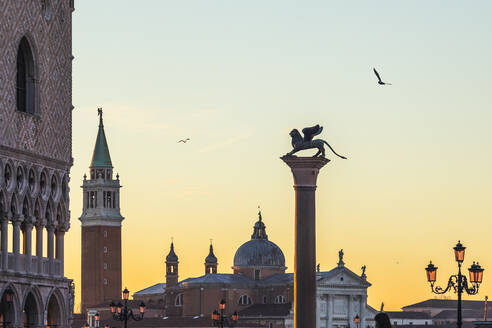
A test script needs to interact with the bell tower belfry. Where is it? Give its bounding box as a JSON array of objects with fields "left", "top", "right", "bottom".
[
  {"left": 166, "top": 242, "right": 179, "bottom": 287},
  {"left": 80, "top": 109, "right": 124, "bottom": 313}
]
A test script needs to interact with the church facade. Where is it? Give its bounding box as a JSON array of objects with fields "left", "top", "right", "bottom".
[
  {"left": 0, "top": 1, "right": 75, "bottom": 327},
  {"left": 134, "top": 212, "right": 376, "bottom": 328}
]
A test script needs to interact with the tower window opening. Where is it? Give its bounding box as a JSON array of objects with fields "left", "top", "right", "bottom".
[
  {"left": 112, "top": 192, "right": 115, "bottom": 208},
  {"left": 263, "top": 296, "right": 267, "bottom": 304},
  {"left": 104, "top": 279, "right": 108, "bottom": 285},
  {"left": 103, "top": 246, "right": 108, "bottom": 253},
  {"left": 254, "top": 269, "right": 260, "bottom": 280},
  {"left": 16, "top": 37, "right": 36, "bottom": 114},
  {"left": 175, "top": 294, "right": 183, "bottom": 307},
  {"left": 104, "top": 230, "right": 107, "bottom": 238},
  {"left": 274, "top": 295, "right": 286, "bottom": 304},
  {"left": 238, "top": 295, "right": 252, "bottom": 306},
  {"left": 89, "top": 192, "right": 95, "bottom": 208},
  {"left": 103, "top": 191, "right": 106, "bottom": 208},
  {"left": 104, "top": 263, "right": 107, "bottom": 270},
  {"left": 107, "top": 191, "right": 112, "bottom": 208}
]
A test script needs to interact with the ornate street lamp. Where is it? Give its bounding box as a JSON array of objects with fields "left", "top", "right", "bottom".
[
  {"left": 211, "top": 299, "right": 238, "bottom": 327},
  {"left": 354, "top": 315, "right": 361, "bottom": 328},
  {"left": 108, "top": 287, "right": 145, "bottom": 328},
  {"left": 425, "top": 241, "right": 484, "bottom": 328}
]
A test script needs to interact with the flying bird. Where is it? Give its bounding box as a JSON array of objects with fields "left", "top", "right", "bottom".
[
  {"left": 178, "top": 138, "right": 190, "bottom": 143},
  {"left": 373, "top": 68, "right": 392, "bottom": 85}
]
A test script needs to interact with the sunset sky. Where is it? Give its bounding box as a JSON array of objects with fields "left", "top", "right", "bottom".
[{"left": 66, "top": 1, "right": 492, "bottom": 312}]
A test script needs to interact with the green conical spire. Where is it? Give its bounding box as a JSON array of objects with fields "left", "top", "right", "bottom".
[{"left": 90, "top": 108, "right": 112, "bottom": 168}]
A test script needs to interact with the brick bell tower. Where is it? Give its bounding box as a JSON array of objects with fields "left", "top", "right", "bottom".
[{"left": 80, "top": 109, "right": 124, "bottom": 313}]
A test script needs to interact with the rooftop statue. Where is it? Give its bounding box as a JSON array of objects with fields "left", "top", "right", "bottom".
[{"left": 286, "top": 124, "right": 347, "bottom": 159}]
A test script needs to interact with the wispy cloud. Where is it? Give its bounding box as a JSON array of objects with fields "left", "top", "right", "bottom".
[{"left": 198, "top": 130, "right": 254, "bottom": 153}]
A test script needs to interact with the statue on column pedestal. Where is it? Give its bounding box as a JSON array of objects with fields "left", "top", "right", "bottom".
[{"left": 285, "top": 124, "right": 347, "bottom": 159}]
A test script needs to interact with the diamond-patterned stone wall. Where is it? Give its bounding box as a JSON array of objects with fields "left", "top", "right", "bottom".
[{"left": 0, "top": 0, "right": 73, "bottom": 167}]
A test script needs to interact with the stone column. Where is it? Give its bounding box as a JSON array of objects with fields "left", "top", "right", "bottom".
[
  {"left": 348, "top": 296, "right": 354, "bottom": 328},
  {"left": 47, "top": 224, "right": 55, "bottom": 275},
  {"left": 56, "top": 229, "right": 65, "bottom": 276},
  {"left": 360, "top": 294, "right": 367, "bottom": 328},
  {"left": 1, "top": 215, "right": 8, "bottom": 271},
  {"left": 327, "top": 294, "right": 333, "bottom": 328},
  {"left": 24, "top": 220, "right": 33, "bottom": 273},
  {"left": 282, "top": 156, "right": 329, "bottom": 328},
  {"left": 35, "top": 222, "right": 44, "bottom": 274},
  {"left": 12, "top": 216, "right": 21, "bottom": 272}
]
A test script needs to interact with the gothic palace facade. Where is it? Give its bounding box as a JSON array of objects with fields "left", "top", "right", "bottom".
[{"left": 0, "top": 1, "right": 75, "bottom": 327}]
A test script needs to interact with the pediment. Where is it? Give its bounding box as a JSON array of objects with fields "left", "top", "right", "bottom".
[{"left": 317, "top": 267, "right": 371, "bottom": 288}]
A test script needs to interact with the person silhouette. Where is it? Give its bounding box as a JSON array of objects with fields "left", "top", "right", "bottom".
[{"left": 375, "top": 312, "right": 392, "bottom": 328}]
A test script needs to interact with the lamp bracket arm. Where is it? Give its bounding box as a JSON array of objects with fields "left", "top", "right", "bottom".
[{"left": 431, "top": 275, "right": 457, "bottom": 294}]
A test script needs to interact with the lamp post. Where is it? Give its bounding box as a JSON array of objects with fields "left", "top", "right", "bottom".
[
  {"left": 354, "top": 315, "right": 361, "bottom": 328},
  {"left": 211, "top": 299, "right": 238, "bottom": 327},
  {"left": 425, "top": 241, "right": 484, "bottom": 328},
  {"left": 109, "top": 287, "right": 145, "bottom": 328}
]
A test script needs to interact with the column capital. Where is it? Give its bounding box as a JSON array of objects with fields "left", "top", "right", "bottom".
[
  {"left": 12, "top": 215, "right": 24, "bottom": 225},
  {"left": 46, "top": 222, "right": 56, "bottom": 231},
  {"left": 0, "top": 211, "right": 9, "bottom": 222},
  {"left": 281, "top": 156, "right": 329, "bottom": 187},
  {"left": 34, "top": 219, "right": 46, "bottom": 228}
]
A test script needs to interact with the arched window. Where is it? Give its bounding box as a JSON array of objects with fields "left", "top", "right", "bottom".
[
  {"left": 17, "top": 37, "right": 36, "bottom": 114},
  {"left": 238, "top": 295, "right": 252, "bottom": 306},
  {"left": 274, "top": 295, "right": 286, "bottom": 304},
  {"left": 175, "top": 293, "right": 183, "bottom": 307}
]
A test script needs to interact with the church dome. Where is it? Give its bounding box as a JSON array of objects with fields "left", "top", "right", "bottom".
[{"left": 233, "top": 212, "right": 285, "bottom": 268}]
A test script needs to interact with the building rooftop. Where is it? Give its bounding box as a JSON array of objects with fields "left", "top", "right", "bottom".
[
  {"left": 403, "top": 299, "right": 489, "bottom": 311},
  {"left": 134, "top": 283, "right": 166, "bottom": 296},
  {"left": 386, "top": 311, "right": 431, "bottom": 319}
]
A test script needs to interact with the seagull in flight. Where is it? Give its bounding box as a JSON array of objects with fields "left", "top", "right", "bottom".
[
  {"left": 373, "top": 68, "right": 392, "bottom": 85},
  {"left": 178, "top": 138, "right": 190, "bottom": 143}
]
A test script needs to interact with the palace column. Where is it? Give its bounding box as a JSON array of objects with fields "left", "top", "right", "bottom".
[
  {"left": 35, "top": 221, "right": 44, "bottom": 274},
  {"left": 12, "top": 215, "right": 22, "bottom": 272},
  {"left": 1, "top": 214, "right": 8, "bottom": 270},
  {"left": 24, "top": 219, "right": 33, "bottom": 273},
  {"left": 282, "top": 156, "right": 329, "bottom": 328},
  {"left": 47, "top": 223, "right": 55, "bottom": 275},
  {"left": 56, "top": 229, "right": 65, "bottom": 276}
]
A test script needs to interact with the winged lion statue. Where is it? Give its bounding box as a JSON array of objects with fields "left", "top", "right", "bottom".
[{"left": 285, "top": 124, "right": 347, "bottom": 159}]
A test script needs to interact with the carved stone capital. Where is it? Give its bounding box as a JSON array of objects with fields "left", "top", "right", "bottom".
[{"left": 281, "top": 156, "right": 329, "bottom": 187}]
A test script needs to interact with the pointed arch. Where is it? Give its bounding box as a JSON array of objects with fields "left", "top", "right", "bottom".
[
  {"left": 16, "top": 36, "right": 37, "bottom": 114},
  {"left": 33, "top": 198, "right": 42, "bottom": 223},
  {"left": 45, "top": 288, "right": 66, "bottom": 328},
  {"left": 45, "top": 199, "right": 53, "bottom": 224},
  {"left": 22, "top": 195, "right": 31, "bottom": 217},
  {"left": 21, "top": 286, "right": 42, "bottom": 328},
  {"left": 9, "top": 193, "right": 19, "bottom": 216},
  {"left": 0, "top": 283, "right": 21, "bottom": 327}
]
